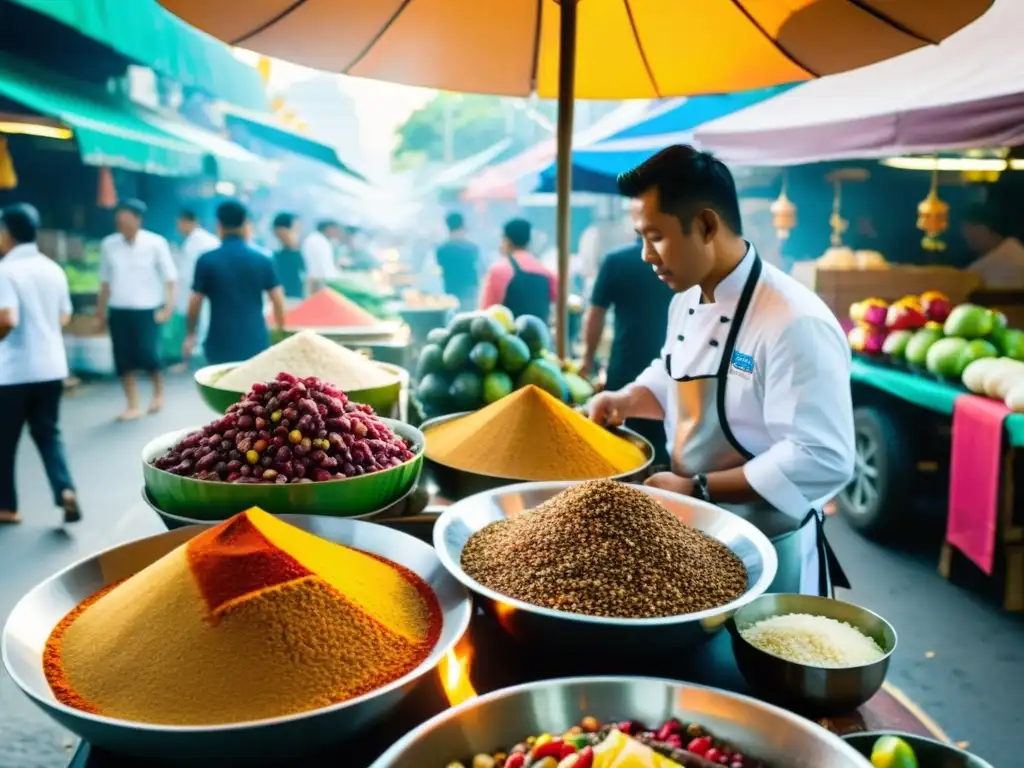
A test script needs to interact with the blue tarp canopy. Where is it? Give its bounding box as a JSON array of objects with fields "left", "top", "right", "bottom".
[{"left": 535, "top": 85, "right": 794, "bottom": 194}]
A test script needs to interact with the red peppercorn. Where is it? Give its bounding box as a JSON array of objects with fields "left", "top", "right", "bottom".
[{"left": 705, "top": 747, "right": 723, "bottom": 762}]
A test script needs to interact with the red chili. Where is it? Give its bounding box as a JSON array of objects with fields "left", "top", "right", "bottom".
[
  {"left": 532, "top": 740, "right": 567, "bottom": 760},
  {"left": 573, "top": 746, "right": 595, "bottom": 768},
  {"left": 504, "top": 754, "right": 526, "bottom": 768}
]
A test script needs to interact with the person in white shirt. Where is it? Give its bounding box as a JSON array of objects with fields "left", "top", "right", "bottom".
[
  {"left": 174, "top": 209, "right": 219, "bottom": 366},
  {"left": 95, "top": 199, "right": 177, "bottom": 421},
  {"left": 589, "top": 146, "right": 855, "bottom": 596},
  {"left": 0, "top": 204, "right": 81, "bottom": 525},
  {"left": 301, "top": 220, "right": 341, "bottom": 295},
  {"left": 962, "top": 203, "right": 1024, "bottom": 289}
]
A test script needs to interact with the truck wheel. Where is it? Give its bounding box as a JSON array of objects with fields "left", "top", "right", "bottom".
[{"left": 838, "top": 405, "right": 913, "bottom": 540}]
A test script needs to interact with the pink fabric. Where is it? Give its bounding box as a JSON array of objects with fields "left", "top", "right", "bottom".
[
  {"left": 479, "top": 251, "right": 558, "bottom": 309},
  {"left": 946, "top": 394, "right": 1007, "bottom": 574}
]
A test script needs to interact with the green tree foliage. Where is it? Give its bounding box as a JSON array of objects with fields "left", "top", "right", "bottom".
[{"left": 393, "top": 92, "right": 512, "bottom": 167}]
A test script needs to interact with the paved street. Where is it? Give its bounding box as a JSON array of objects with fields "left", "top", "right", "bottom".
[{"left": 1, "top": 374, "right": 1021, "bottom": 767}]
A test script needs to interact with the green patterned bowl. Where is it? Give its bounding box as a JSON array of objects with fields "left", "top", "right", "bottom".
[
  {"left": 141, "top": 418, "right": 424, "bottom": 520},
  {"left": 194, "top": 361, "right": 407, "bottom": 418}
]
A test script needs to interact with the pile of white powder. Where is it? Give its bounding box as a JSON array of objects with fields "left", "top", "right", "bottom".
[{"left": 216, "top": 330, "right": 399, "bottom": 393}]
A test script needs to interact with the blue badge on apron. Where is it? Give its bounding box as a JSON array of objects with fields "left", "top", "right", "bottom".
[{"left": 730, "top": 350, "right": 754, "bottom": 378}]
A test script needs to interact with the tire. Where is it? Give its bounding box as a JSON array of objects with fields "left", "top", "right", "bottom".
[{"left": 838, "top": 405, "right": 914, "bottom": 540}]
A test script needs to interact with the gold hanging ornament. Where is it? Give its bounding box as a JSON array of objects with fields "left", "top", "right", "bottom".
[
  {"left": 916, "top": 162, "right": 949, "bottom": 252},
  {"left": 770, "top": 171, "right": 796, "bottom": 241},
  {"left": 829, "top": 179, "right": 848, "bottom": 247}
]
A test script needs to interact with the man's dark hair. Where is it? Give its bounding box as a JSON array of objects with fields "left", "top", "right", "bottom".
[
  {"left": 617, "top": 145, "right": 743, "bottom": 235},
  {"left": 445, "top": 212, "right": 465, "bottom": 232},
  {"left": 963, "top": 203, "right": 1006, "bottom": 235},
  {"left": 216, "top": 200, "right": 248, "bottom": 230},
  {"left": 503, "top": 218, "right": 531, "bottom": 250},
  {"left": 116, "top": 198, "right": 147, "bottom": 218},
  {"left": 317, "top": 219, "right": 339, "bottom": 234},
  {"left": 1, "top": 203, "right": 39, "bottom": 244},
  {"left": 273, "top": 212, "right": 296, "bottom": 230},
  {"left": 178, "top": 209, "right": 197, "bottom": 222}
]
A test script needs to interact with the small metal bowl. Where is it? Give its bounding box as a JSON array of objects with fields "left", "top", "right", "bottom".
[
  {"left": 843, "top": 731, "right": 995, "bottom": 768},
  {"left": 421, "top": 411, "right": 654, "bottom": 501},
  {"left": 370, "top": 676, "right": 871, "bottom": 767},
  {"left": 433, "top": 481, "right": 777, "bottom": 652},
  {"left": 2, "top": 519, "right": 472, "bottom": 763},
  {"left": 728, "top": 593, "right": 897, "bottom": 715}
]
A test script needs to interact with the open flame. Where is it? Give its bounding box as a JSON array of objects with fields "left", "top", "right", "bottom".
[{"left": 439, "top": 635, "right": 477, "bottom": 707}]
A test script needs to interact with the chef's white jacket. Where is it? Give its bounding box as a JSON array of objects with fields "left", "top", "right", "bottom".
[{"left": 635, "top": 247, "right": 855, "bottom": 521}]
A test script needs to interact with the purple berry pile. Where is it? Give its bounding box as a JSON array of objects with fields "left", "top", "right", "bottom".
[{"left": 152, "top": 372, "right": 415, "bottom": 484}]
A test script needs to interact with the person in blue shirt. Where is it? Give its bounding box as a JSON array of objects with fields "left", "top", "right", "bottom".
[{"left": 182, "top": 200, "right": 286, "bottom": 365}]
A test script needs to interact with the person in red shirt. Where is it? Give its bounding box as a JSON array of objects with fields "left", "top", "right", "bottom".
[{"left": 479, "top": 218, "right": 557, "bottom": 319}]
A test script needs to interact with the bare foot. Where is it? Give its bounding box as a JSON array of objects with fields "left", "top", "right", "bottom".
[
  {"left": 116, "top": 408, "right": 143, "bottom": 421},
  {"left": 61, "top": 490, "right": 82, "bottom": 524},
  {"left": 147, "top": 399, "right": 164, "bottom": 415},
  {"left": 0, "top": 511, "right": 21, "bottom": 524}
]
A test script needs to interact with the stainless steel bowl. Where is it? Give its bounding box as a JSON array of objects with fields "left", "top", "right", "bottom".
[
  {"left": 421, "top": 412, "right": 654, "bottom": 501},
  {"left": 843, "top": 731, "right": 995, "bottom": 768},
  {"left": 729, "top": 593, "right": 897, "bottom": 715},
  {"left": 370, "top": 676, "right": 872, "bottom": 768},
  {"left": 2, "top": 519, "right": 472, "bottom": 763},
  {"left": 433, "top": 481, "right": 777, "bottom": 652}
]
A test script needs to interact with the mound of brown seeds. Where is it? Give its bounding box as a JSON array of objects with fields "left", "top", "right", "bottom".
[{"left": 460, "top": 480, "right": 748, "bottom": 618}]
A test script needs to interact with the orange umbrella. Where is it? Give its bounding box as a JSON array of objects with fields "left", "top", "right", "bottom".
[{"left": 159, "top": 0, "right": 992, "bottom": 354}]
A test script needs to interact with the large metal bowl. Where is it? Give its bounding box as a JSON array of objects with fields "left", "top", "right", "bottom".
[
  {"left": 421, "top": 412, "right": 654, "bottom": 501},
  {"left": 433, "top": 482, "right": 777, "bottom": 652},
  {"left": 728, "top": 593, "right": 897, "bottom": 715},
  {"left": 370, "top": 676, "right": 871, "bottom": 768},
  {"left": 2, "top": 519, "right": 472, "bottom": 763},
  {"left": 142, "top": 418, "right": 424, "bottom": 520},
  {"left": 194, "top": 360, "right": 407, "bottom": 418}
]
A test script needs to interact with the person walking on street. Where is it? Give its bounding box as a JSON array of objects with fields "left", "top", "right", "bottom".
[
  {"left": 581, "top": 237, "right": 674, "bottom": 465},
  {"left": 183, "top": 200, "right": 286, "bottom": 365},
  {"left": 589, "top": 146, "right": 854, "bottom": 597},
  {"left": 95, "top": 199, "right": 176, "bottom": 420},
  {"left": 272, "top": 212, "right": 305, "bottom": 300},
  {"left": 302, "top": 220, "right": 341, "bottom": 295},
  {"left": 436, "top": 212, "right": 481, "bottom": 310},
  {"left": 479, "top": 218, "right": 557, "bottom": 319},
  {"left": 0, "top": 204, "right": 81, "bottom": 524},
  {"left": 173, "top": 209, "right": 219, "bottom": 368}
]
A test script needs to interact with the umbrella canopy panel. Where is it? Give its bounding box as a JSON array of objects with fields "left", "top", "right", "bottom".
[{"left": 158, "top": 0, "right": 993, "bottom": 99}]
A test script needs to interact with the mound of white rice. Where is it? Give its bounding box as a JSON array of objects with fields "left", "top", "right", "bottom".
[
  {"left": 739, "top": 613, "right": 886, "bottom": 668},
  {"left": 216, "top": 330, "right": 400, "bottom": 393}
]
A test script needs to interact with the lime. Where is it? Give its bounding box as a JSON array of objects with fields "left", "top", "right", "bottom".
[{"left": 870, "top": 736, "right": 919, "bottom": 768}]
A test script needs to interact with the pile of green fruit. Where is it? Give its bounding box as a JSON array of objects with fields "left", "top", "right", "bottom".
[
  {"left": 884, "top": 303, "right": 1024, "bottom": 380},
  {"left": 415, "top": 305, "right": 594, "bottom": 418}
]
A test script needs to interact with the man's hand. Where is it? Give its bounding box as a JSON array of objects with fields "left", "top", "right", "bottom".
[
  {"left": 588, "top": 389, "right": 631, "bottom": 426},
  {"left": 154, "top": 306, "right": 172, "bottom": 324},
  {"left": 182, "top": 333, "right": 196, "bottom": 361},
  {"left": 645, "top": 472, "right": 694, "bottom": 496}
]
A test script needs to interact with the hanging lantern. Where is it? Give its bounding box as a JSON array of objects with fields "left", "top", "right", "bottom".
[
  {"left": 916, "top": 164, "right": 949, "bottom": 252},
  {"left": 0, "top": 137, "right": 17, "bottom": 190},
  {"left": 829, "top": 179, "right": 848, "bottom": 247},
  {"left": 96, "top": 166, "right": 117, "bottom": 209},
  {"left": 770, "top": 171, "right": 796, "bottom": 241}
]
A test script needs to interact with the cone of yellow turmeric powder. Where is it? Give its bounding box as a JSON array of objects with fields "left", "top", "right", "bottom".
[
  {"left": 423, "top": 385, "right": 649, "bottom": 482},
  {"left": 43, "top": 508, "right": 442, "bottom": 726}
]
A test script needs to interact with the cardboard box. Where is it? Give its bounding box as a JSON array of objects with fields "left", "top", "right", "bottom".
[{"left": 791, "top": 263, "right": 982, "bottom": 319}]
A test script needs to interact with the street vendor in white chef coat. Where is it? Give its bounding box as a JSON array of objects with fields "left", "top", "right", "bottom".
[{"left": 589, "top": 146, "right": 854, "bottom": 596}]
